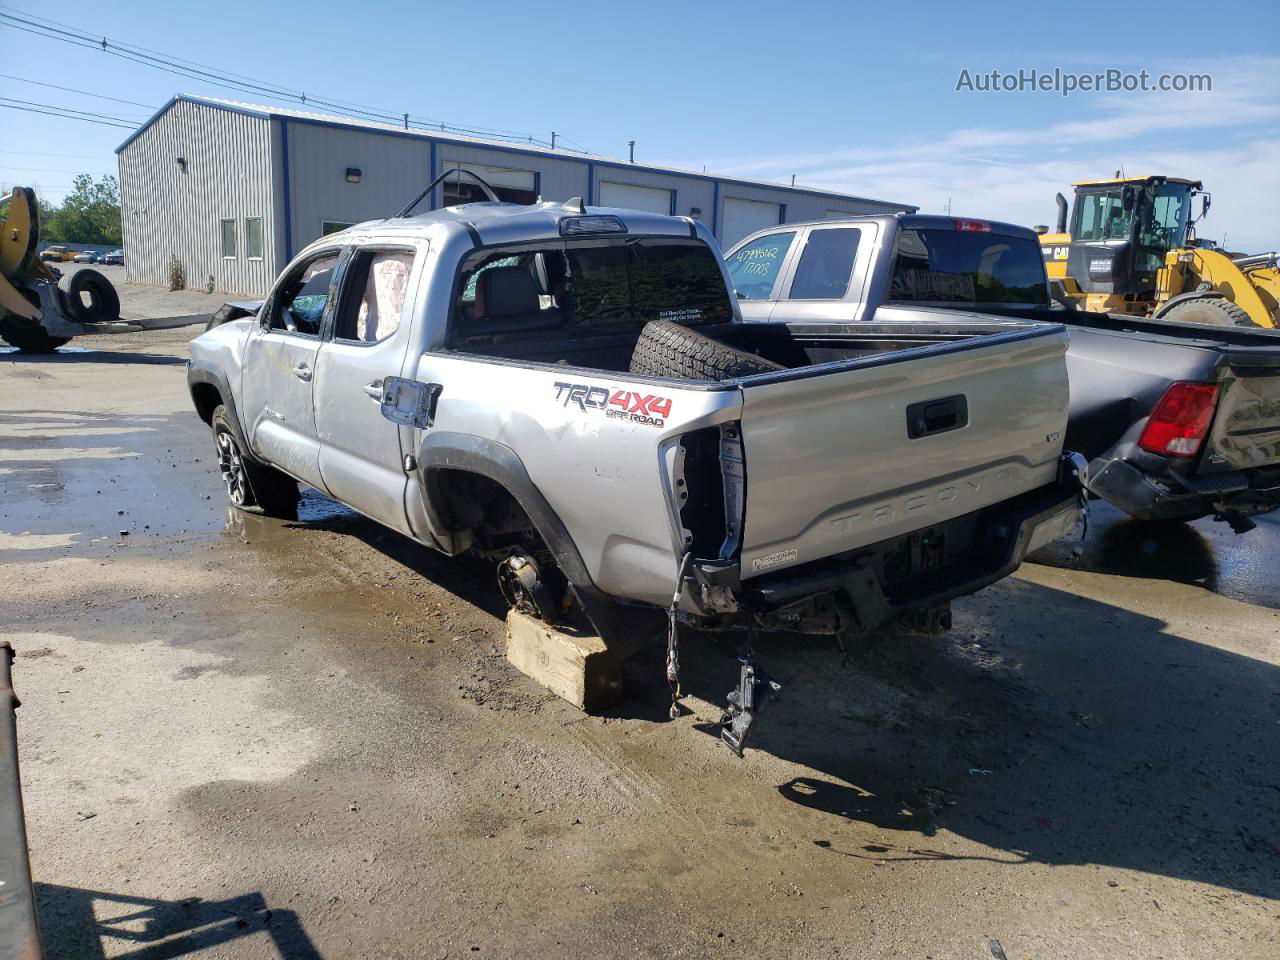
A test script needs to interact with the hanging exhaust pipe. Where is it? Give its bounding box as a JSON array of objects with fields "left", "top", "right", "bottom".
[{"left": 1055, "top": 193, "right": 1069, "bottom": 234}]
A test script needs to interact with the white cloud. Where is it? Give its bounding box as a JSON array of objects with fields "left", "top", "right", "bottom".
[{"left": 712, "top": 57, "right": 1280, "bottom": 251}]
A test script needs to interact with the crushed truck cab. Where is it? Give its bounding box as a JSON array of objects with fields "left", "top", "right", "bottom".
[{"left": 188, "top": 192, "right": 1084, "bottom": 660}]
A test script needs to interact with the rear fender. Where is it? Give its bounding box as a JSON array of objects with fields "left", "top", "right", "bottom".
[{"left": 415, "top": 432, "right": 648, "bottom": 642}]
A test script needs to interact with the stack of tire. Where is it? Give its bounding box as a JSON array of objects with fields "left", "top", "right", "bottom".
[{"left": 0, "top": 268, "right": 120, "bottom": 352}]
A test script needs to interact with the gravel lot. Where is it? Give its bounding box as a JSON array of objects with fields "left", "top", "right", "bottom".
[{"left": 1, "top": 323, "right": 1277, "bottom": 959}]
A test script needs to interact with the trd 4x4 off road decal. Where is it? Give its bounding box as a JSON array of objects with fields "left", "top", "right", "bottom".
[{"left": 553, "top": 382, "right": 672, "bottom": 428}]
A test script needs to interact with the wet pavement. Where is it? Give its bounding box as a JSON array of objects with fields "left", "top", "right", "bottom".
[
  {"left": 2, "top": 327, "right": 1278, "bottom": 960},
  {"left": 1032, "top": 500, "right": 1280, "bottom": 610}
]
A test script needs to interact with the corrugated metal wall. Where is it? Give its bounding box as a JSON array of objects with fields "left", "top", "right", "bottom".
[
  {"left": 438, "top": 144, "right": 589, "bottom": 206},
  {"left": 589, "top": 164, "right": 716, "bottom": 229},
  {"left": 119, "top": 98, "right": 916, "bottom": 295},
  {"left": 118, "top": 100, "right": 276, "bottom": 295},
  {"left": 284, "top": 122, "right": 433, "bottom": 257}
]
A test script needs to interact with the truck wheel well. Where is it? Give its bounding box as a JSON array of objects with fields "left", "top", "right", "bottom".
[
  {"left": 191, "top": 383, "right": 223, "bottom": 424},
  {"left": 427, "top": 468, "right": 543, "bottom": 554}
]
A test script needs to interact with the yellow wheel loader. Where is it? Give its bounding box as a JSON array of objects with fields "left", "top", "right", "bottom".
[
  {"left": 1038, "top": 175, "right": 1279, "bottom": 328},
  {"left": 1, "top": 186, "right": 125, "bottom": 352}
]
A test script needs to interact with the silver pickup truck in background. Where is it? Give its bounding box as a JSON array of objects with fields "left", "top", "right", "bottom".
[
  {"left": 189, "top": 187, "right": 1084, "bottom": 739},
  {"left": 726, "top": 214, "right": 1280, "bottom": 532}
]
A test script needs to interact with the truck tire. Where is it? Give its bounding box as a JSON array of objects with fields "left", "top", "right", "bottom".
[
  {"left": 0, "top": 316, "right": 70, "bottom": 352},
  {"left": 211, "top": 405, "right": 299, "bottom": 517},
  {"left": 629, "top": 319, "right": 785, "bottom": 381},
  {"left": 1159, "top": 296, "right": 1257, "bottom": 328},
  {"left": 57, "top": 269, "right": 120, "bottom": 323}
]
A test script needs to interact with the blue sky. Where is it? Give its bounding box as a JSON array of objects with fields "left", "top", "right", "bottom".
[{"left": 2, "top": 0, "right": 1277, "bottom": 248}]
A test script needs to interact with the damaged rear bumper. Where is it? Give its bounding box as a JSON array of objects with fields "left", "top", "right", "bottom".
[
  {"left": 726, "top": 469, "right": 1083, "bottom": 638},
  {"left": 1088, "top": 456, "right": 1280, "bottom": 522}
]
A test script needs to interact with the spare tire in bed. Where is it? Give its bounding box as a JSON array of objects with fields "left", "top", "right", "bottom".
[{"left": 629, "top": 319, "right": 785, "bottom": 381}]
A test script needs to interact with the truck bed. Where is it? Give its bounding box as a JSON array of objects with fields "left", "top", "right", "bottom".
[{"left": 974, "top": 306, "right": 1280, "bottom": 474}]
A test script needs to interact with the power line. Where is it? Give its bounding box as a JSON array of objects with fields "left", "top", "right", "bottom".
[
  {"left": 0, "top": 73, "right": 156, "bottom": 109},
  {"left": 0, "top": 164, "right": 115, "bottom": 174},
  {"left": 0, "top": 149, "right": 113, "bottom": 159},
  {"left": 0, "top": 101, "right": 134, "bottom": 128},
  {"left": 0, "top": 96, "right": 135, "bottom": 123},
  {"left": 0, "top": 8, "right": 594, "bottom": 153}
]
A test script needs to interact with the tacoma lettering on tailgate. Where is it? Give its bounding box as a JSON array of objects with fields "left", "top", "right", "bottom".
[{"left": 828, "top": 467, "right": 1017, "bottom": 537}]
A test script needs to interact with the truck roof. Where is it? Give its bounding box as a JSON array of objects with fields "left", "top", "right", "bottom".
[
  {"left": 325, "top": 200, "right": 699, "bottom": 248},
  {"left": 735, "top": 213, "right": 1042, "bottom": 244}
]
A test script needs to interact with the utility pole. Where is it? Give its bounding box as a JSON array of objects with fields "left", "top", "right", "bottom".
[
  {"left": 628, "top": 140, "right": 635, "bottom": 163},
  {"left": 551, "top": 131, "right": 557, "bottom": 150},
  {"left": 403, "top": 113, "right": 409, "bottom": 130},
  {"left": 791, "top": 174, "right": 796, "bottom": 187},
  {"left": 944, "top": 197, "right": 951, "bottom": 215}
]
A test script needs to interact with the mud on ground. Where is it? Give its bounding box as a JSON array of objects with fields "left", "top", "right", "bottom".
[{"left": 2, "top": 328, "right": 1277, "bottom": 959}]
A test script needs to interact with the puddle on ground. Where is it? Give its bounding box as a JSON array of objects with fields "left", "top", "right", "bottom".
[
  {"left": 0, "top": 345, "right": 93, "bottom": 354},
  {"left": 221, "top": 487, "right": 357, "bottom": 543},
  {"left": 1031, "top": 499, "right": 1279, "bottom": 609}
]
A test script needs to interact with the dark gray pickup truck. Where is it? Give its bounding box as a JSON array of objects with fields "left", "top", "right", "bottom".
[{"left": 725, "top": 214, "right": 1280, "bottom": 532}]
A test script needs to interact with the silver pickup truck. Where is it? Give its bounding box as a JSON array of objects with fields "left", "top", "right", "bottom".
[
  {"left": 725, "top": 214, "right": 1280, "bottom": 532},
  {"left": 188, "top": 195, "right": 1084, "bottom": 720}
]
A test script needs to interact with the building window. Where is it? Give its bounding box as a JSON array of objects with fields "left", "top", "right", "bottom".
[
  {"left": 321, "top": 221, "right": 354, "bottom": 236},
  {"left": 245, "top": 217, "right": 263, "bottom": 259},
  {"left": 220, "top": 219, "right": 236, "bottom": 258},
  {"left": 441, "top": 161, "right": 537, "bottom": 206}
]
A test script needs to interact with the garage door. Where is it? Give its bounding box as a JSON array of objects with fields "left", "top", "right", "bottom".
[
  {"left": 721, "top": 198, "right": 782, "bottom": 246},
  {"left": 598, "top": 181, "right": 673, "bottom": 215},
  {"left": 441, "top": 161, "right": 537, "bottom": 205}
]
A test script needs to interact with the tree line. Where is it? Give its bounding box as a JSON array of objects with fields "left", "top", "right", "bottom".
[{"left": 37, "top": 174, "right": 122, "bottom": 246}]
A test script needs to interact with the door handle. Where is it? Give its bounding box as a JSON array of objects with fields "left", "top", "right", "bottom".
[
  {"left": 362, "top": 380, "right": 383, "bottom": 400},
  {"left": 292, "top": 363, "right": 312, "bottom": 382}
]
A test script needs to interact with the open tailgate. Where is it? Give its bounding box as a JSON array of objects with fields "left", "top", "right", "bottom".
[{"left": 737, "top": 328, "right": 1070, "bottom": 578}]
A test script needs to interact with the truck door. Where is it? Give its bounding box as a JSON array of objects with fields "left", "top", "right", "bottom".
[
  {"left": 769, "top": 223, "right": 876, "bottom": 322},
  {"left": 241, "top": 249, "right": 341, "bottom": 492},
  {"left": 313, "top": 245, "right": 422, "bottom": 535}
]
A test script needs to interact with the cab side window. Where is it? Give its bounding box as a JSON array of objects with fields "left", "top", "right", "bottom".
[
  {"left": 788, "top": 228, "right": 861, "bottom": 300},
  {"left": 333, "top": 249, "right": 416, "bottom": 343},
  {"left": 269, "top": 252, "right": 340, "bottom": 335},
  {"left": 726, "top": 232, "right": 795, "bottom": 300}
]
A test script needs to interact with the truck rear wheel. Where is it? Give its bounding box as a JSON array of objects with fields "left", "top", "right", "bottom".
[
  {"left": 211, "top": 405, "right": 299, "bottom": 516},
  {"left": 1159, "top": 296, "right": 1257, "bottom": 328},
  {"left": 629, "top": 319, "right": 785, "bottom": 381}
]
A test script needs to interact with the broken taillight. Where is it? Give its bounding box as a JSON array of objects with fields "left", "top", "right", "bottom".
[{"left": 1137, "top": 382, "right": 1220, "bottom": 457}]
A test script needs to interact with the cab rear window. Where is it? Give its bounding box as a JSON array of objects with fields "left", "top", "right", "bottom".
[
  {"left": 452, "top": 236, "right": 732, "bottom": 344},
  {"left": 888, "top": 228, "right": 1048, "bottom": 305}
]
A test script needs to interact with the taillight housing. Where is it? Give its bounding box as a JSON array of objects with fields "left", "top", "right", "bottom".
[{"left": 1137, "top": 382, "right": 1220, "bottom": 457}]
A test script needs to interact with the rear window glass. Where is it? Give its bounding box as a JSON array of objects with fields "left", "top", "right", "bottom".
[
  {"left": 888, "top": 228, "right": 1048, "bottom": 305},
  {"left": 452, "top": 237, "right": 731, "bottom": 344}
]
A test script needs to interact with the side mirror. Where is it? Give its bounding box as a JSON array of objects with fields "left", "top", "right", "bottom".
[
  {"left": 1121, "top": 186, "right": 1136, "bottom": 212},
  {"left": 1202, "top": 194, "right": 1211, "bottom": 219}
]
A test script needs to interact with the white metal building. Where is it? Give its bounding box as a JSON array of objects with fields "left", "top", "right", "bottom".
[{"left": 116, "top": 95, "right": 916, "bottom": 295}]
